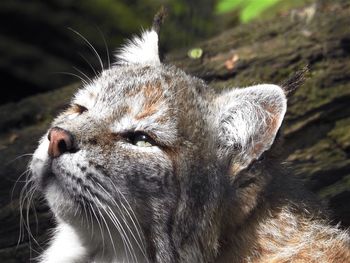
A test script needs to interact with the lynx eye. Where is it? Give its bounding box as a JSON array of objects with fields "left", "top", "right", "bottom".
[{"left": 127, "top": 132, "right": 156, "bottom": 147}]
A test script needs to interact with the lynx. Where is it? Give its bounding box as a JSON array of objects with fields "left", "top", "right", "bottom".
[{"left": 29, "top": 13, "right": 349, "bottom": 263}]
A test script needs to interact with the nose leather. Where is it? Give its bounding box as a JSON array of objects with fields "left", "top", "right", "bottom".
[{"left": 47, "top": 127, "right": 74, "bottom": 158}]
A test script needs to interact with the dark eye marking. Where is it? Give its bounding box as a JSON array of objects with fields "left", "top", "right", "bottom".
[
  {"left": 122, "top": 131, "right": 157, "bottom": 147},
  {"left": 72, "top": 104, "right": 88, "bottom": 114}
]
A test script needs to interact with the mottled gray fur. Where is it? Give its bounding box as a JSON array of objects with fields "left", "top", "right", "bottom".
[{"left": 29, "top": 23, "right": 349, "bottom": 263}]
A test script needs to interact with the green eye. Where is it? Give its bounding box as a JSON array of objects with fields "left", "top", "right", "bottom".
[
  {"left": 129, "top": 132, "right": 156, "bottom": 147},
  {"left": 135, "top": 140, "right": 152, "bottom": 147}
]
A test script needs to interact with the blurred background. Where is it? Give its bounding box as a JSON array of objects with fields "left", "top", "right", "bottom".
[
  {"left": 1, "top": 0, "right": 350, "bottom": 262},
  {"left": 1, "top": 0, "right": 313, "bottom": 104}
]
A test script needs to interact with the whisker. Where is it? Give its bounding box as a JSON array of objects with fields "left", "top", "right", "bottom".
[
  {"left": 18, "top": 176, "right": 43, "bottom": 260},
  {"left": 6, "top": 153, "right": 34, "bottom": 166},
  {"left": 73, "top": 66, "right": 92, "bottom": 85},
  {"left": 78, "top": 52, "right": 98, "bottom": 77},
  {"left": 94, "top": 199, "right": 118, "bottom": 259},
  {"left": 12, "top": 167, "right": 31, "bottom": 202},
  {"left": 96, "top": 26, "right": 111, "bottom": 69},
  {"left": 28, "top": 185, "right": 40, "bottom": 242},
  {"left": 87, "top": 202, "right": 95, "bottom": 240},
  {"left": 106, "top": 207, "right": 133, "bottom": 263},
  {"left": 86, "top": 190, "right": 106, "bottom": 256},
  {"left": 68, "top": 27, "right": 104, "bottom": 72},
  {"left": 18, "top": 172, "right": 33, "bottom": 244},
  {"left": 91, "top": 185, "right": 132, "bottom": 263},
  {"left": 18, "top": 177, "right": 28, "bottom": 245},
  {"left": 25, "top": 184, "right": 43, "bottom": 250},
  {"left": 105, "top": 178, "right": 148, "bottom": 257},
  {"left": 80, "top": 198, "right": 90, "bottom": 231},
  {"left": 53, "top": 72, "right": 89, "bottom": 86},
  {"left": 95, "top": 181, "right": 148, "bottom": 261}
]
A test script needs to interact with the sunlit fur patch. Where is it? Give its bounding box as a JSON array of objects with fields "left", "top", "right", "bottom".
[
  {"left": 135, "top": 83, "right": 164, "bottom": 120},
  {"left": 73, "top": 84, "right": 100, "bottom": 110},
  {"left": 252, "top": 208, "right": 350, "bottom": 263}
]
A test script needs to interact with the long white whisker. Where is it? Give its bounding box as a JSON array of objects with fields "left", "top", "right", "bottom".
[
  {"left": 87, "top": 202, "right": 95, "bottom": 239},
  {"left": 78, "top": 53, "right": 98, "bottom": 77},
  {"left": 12, "top": 167, "right": 31, "bottom": 202},
  {"left": 81, "top": 198, "right": 90, "bottom": 230},
  {"left": 18, "top": 178, "right": 42, "bottom": 260},
  {"left": 86, "top": 190, "right": 106, "bottom": 256},
  {"left": 27, "top": 185, "right": 40, "bottom": 245},
  {"left": 94, "top": 199, "right": 118, "bottom": 258},
  {"left": 73, "top": 66, "right": 92, "bottom": 84},
  {"left": 96, "top": 26, "right": 111, "bottom": 69},
  {"left": 95, "top": 181, "right": 148, "bottom": 261},
  {"left": 105, "top": 208, "right": 134, "bottom": 263},
  {"left": 68, "top": 27, "right": 104, "bottom": 71},
  {"left": 7, "top": 153, "right": 34, "bottom": 166},
  {"left": 105, "top": 178, "right": 147, "bottom": 254},
  {"left": 19, "top": 174, "right": 33, "bottom": 244},
  {"left": 91, "top": 184, "right": 132, "bottom": 263},
  {"left": 106, "top": 178, "right": 144, "bottom": 238},
  {"left": 53, "top": 71, "right": 89, "bottom": 86},
  {"left": 18, "top": 173, "right": 30, "bottom": 246},
  {"left": 25, "top": 184, "right": 43, "bottom": 250}
]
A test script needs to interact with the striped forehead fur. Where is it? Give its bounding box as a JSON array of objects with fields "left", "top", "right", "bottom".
[{"left": 72, "top": 65, "right": 196, "bottom": 145}]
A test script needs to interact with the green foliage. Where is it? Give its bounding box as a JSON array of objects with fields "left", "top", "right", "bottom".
[
  {"left": 216, "top": 0, "right": 282, "bottom": 23},
  {"left": 187, "top": 48, "right": 203, "bottom": 59},
  {"left": 216, "top": 0, "right": 243, "bottom": 13}
]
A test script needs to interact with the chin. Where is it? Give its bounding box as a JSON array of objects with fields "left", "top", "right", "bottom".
[{"left": 44, "top": 181, "right": 77, "bottom": 221}]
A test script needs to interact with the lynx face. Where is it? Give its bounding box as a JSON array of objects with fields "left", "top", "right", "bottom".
[
  {"left": 32, "top": 65, "right": 202, "bottom": 217},
  {"left": 30, "top": 29, "right": 287, "bottom": 262}
]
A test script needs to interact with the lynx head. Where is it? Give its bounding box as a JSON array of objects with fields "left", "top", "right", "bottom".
[{"left": 30, "top": 17, "right": 288, "bottom": 262}]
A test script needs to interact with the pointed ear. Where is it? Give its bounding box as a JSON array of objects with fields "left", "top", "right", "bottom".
[
  {"left": 213, "top": 84, "right": 287, "bottom": 175},
  {"left": 115, "top": 29, "right": 160, "bottom": 65}
]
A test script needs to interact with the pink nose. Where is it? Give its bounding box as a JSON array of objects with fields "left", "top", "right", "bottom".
[{"left": 47, "top": 127, "right": 74, "bottom": 158}]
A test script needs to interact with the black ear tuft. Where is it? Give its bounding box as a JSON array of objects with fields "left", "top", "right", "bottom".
[
  {"left": 152, "top": 6, "right": 167, "bottom": 34},
  {"left": 281, "top": 66, "right": 309, "bottom": 97}
]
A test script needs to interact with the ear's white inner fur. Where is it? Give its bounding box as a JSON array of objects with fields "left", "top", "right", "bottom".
[
  {"left": 214, "top": 84, "right": 287, "bottom": 172},
  {"left": 115, "top": 30, "right": 160, "bottom": 65}
]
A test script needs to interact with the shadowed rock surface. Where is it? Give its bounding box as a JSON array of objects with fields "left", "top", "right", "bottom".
[{"left": 0, "top": 0, "right": 349, "bottom": 261}]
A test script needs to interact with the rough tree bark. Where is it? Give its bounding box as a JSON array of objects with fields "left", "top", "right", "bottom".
[{"left": 0, "top": 0, "right": 349, "bottom": 261}]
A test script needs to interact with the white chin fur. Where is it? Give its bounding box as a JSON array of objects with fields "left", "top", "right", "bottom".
[
  {"left": 30, "top": 135, "right": 50, "bottom": 182},
  {"left": 44, "top": 183, "right": 74, "bottom": 219}
]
